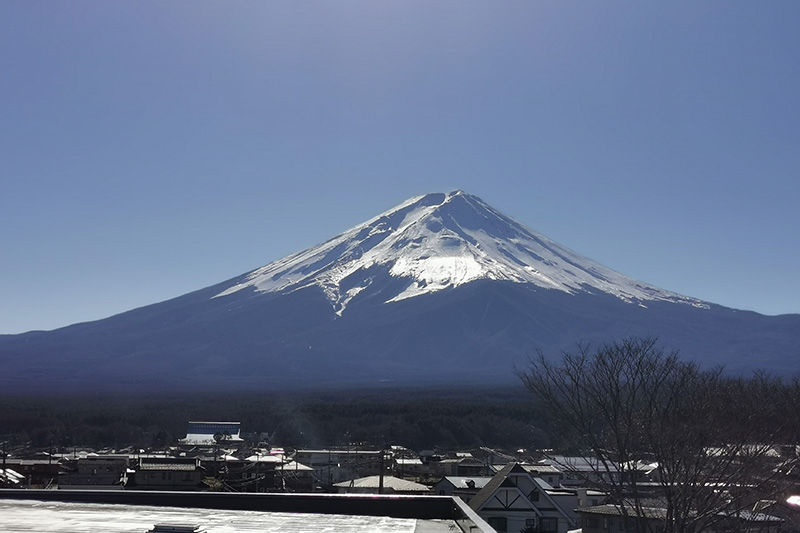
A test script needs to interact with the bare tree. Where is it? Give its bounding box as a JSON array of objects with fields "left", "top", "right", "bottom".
[{"left": 518, "top": 338, "right": 796, "bottom": 533}]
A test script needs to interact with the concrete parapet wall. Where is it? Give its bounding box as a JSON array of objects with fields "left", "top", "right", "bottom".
[{"left": 0, "top": 488, "right": 494, "bottom": 531}]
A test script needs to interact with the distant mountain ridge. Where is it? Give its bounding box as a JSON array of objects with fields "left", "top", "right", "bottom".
[{"left": 1, "top": 191, "right": 798, "bottom": 393}]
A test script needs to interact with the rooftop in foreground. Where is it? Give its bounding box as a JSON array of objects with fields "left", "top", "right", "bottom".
[
  {"left": 0, "top": 489, "right": 494, "bottom": 533},
  {"left": 1, "top": 499, "right": 455, "bottom": 533}
]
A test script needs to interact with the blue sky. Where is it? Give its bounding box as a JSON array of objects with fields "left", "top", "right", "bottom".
[{"left": 2, "top": 1, "right": 798, "bottom": 334}]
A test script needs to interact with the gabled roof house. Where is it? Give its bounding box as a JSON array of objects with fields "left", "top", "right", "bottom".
[{"left": 469, "top": 462, "right": 579, "bottom": 533}]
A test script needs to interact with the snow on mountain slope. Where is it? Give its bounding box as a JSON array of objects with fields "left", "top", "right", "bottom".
[{"left": 215, "top": 190, "right": 707, "bottom": 314}]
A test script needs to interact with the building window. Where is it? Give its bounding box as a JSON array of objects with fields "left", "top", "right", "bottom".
[
  {"left": 488, "top": 517, "right": 508, "bottom": 532},
  {"left": 526, "top": 519, "right": 536, "bottom": 527},
  {"left": 584, "top": 518, "right": 599, "bottom": 528},
  {"left": 540, "top": 517, "right": 558, "bottom": 533}
]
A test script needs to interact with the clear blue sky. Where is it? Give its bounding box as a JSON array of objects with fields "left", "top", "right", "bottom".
[{"left": 2, "top": 1, "right": 799, "bottom": 334}]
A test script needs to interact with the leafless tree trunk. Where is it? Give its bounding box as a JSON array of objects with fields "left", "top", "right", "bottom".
[{"left": 518, "top": 338, "right": 797, "bottom": 533}]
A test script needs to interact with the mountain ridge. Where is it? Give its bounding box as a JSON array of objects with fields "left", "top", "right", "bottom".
[
  {"left": 214, "top": 190, "right": 706, "bottom": 315},
  {"left": 0, "top": 190, "right": 797, "bottom": 394}
]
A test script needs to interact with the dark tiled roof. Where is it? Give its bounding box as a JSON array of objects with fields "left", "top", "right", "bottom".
[
  {"left": 139, "top": 463, "right": 198, "bottom": 471},
  {"left": 577, "top": 504, "right": 668, "bottom": 520}
]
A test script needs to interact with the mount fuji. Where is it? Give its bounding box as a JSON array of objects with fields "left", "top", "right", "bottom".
[
  {"left": 215, "top": 191, "right": 704, "bottom": 312},
  {"left": 1, "top": 191, "right": 798, "bottom": 393}
]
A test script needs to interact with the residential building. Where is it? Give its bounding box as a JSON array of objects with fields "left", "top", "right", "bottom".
[
  {"left": 129, "top": 457, "right": 205, "bottom": 491},
  {"left": 294, "top": 448, "right": 383, "bottom": 485},
  {"left": 394, "top": 457, "right": 424, "bottom": 478},
  {"left": 436, "top": 457, "right": 486, "bottom": 477},
  {"left": 178, "top": 422, "right": 243, "bottom": 447},
  {"left": 433, "top": 476, "right": 493, "bottom": 503},
  {"left": 577, "top": 504, "right": 784, "bottom": 533},
  {"left": 521, "top": 463, "right": 563, "bottom": 487},
  {"left": 274, "top": 460, "right": 315, "bottom": 492},
  {"left": 469, "top": 462, "right": 579, "bottom": 533},
  {"left": 0, "top": 457, "right": 59, "bottom": 487},
  {"left": 0, "top": 467, "right": 24, "bottom": 488},
  {"left": 334, "top": 475, "right": 431, "bottom": 495},
  {"left": 540, "top": 455, "right": 621, "bottom": 487},
  {"left": 59, "top": 455, "right": 129, "bottom": 489}
]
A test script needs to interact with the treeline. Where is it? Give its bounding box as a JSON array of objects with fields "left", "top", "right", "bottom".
[{"left": 0, "top": 386, "right": 551, "bottom": 452}]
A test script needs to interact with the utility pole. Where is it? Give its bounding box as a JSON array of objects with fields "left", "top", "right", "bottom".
[
  {"left": 328, "top": 449, "right": 332, "bottom": 490},
  {"left": 378, "top": 444, "right": 385, "bottom": 495}
]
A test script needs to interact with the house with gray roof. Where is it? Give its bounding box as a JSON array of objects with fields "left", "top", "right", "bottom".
[
  {"left": 334, "top": 474, "right": 431, "bottom": 495},
  {"left": 129, "top": 457, "right": 205, "bottom": 491},
  {"left": 576, "top": 504, "right": 784, "bottom": 533},
  {"left": 433, "top": 476, "right": 493, "bottom": 504}
]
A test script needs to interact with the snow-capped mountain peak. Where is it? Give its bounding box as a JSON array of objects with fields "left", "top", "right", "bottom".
[{"left": 215, "top": 191, "right": 705, "bottom": 313}]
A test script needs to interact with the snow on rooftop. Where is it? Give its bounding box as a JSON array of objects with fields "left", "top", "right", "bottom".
[
  {"left": 334, "top": 475, "right": 431, "bottom": 492},
  {"left": 0, "top": 468, "right": 24, "bottom": 484},
  {"left": 244, "top": 454, "right": 283, "bottom": 463},
  {"left": 0, "top": 499, "right": 453, "bottom": 533}
]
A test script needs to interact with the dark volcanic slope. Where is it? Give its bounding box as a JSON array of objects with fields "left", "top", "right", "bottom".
[{"left": 1, "top": 191, "right": 798, "bottom": 393}]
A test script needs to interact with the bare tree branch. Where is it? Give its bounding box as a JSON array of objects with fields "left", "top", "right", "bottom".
[{"left": 517, "top": 338, "right": 797, "bottom": 533}]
